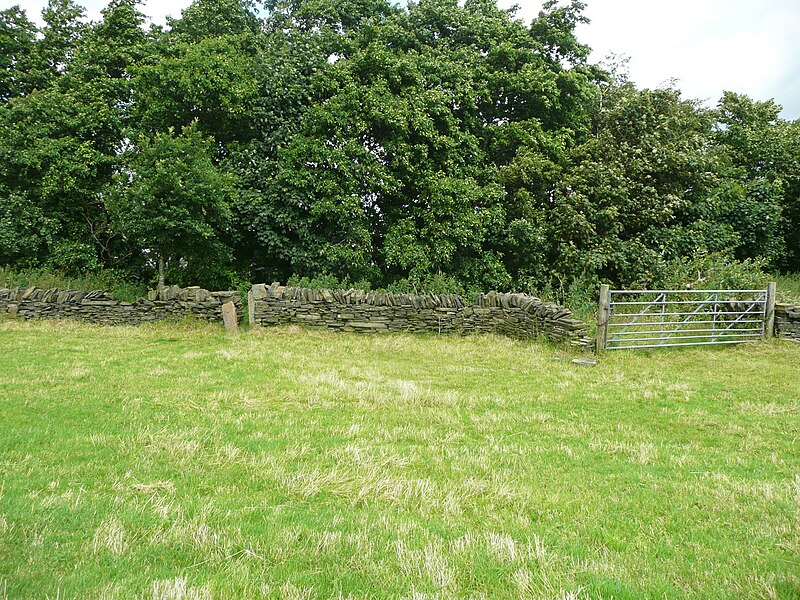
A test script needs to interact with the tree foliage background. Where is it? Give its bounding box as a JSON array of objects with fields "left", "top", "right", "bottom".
[{"left": 1, "top": 0, "right": 798, "bottom": 295}]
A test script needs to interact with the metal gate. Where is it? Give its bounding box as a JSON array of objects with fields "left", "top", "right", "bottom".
[{"left": 596, "top": 284, "right": 776, "bottom": 351}]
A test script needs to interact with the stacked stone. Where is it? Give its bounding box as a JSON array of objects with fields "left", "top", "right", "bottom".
[
  {"left": 775, "top": 304, "right": 800, "bottom": 341},
  {"left": 144, "top": 285, "right": 241, "bottom": 322},
  {"left": 249, "top": 283, "right": 591, "bottom": 346},
  {"left": 0, "top": 286, "right": 241, "bottom": 325}
]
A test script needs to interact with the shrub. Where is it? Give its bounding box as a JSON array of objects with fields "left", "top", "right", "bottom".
[{"left": 657, "top": 250, "right": 770, "bottom": 291}]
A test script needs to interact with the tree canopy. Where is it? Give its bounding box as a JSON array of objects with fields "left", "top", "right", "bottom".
[{"left": 1, "top": 0, "right": 798, "bottom": 293}]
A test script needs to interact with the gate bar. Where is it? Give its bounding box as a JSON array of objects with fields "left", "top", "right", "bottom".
[
  {"left": 610, "top": 327, "right": 763, "bottom": 337},
  {"left": 609, "top": 299, "right": 766, "bottom": 306},
  {"left": 608, "top": 333, "right": 763, "bottom": 344},
  {"left": 608, "top": 319, "right": 762, "bottom": 328},
  {"left": 611, "top": 311, "right": 762, "bottom": 318},
  {"left": 609, "top": 289, "right": 767, "bottom": 294},
  {"left": 608, "top": 339, "right": 761, "bottom": 350}
]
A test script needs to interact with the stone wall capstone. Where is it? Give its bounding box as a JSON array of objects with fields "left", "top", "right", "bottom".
[
  {"left": 0, "top": 285, "right": 241, "bottom": 325},
  {"left": 775, "top": 303, "right": 800, "bottom": 342},
  {"left": 249, "top": 283, "right": 592, "bottom": 346}
]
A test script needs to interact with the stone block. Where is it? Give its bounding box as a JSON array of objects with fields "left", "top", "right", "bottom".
[
  {"left": 348, "top": 321, "right": 387, "bottom": 329},
  {"left": 221, "top": 301, "right": 239, "bottom": 334},
  {"left": 251, "top": 284, "right": 267, "bottom": 300},
  {"left": 248, "top": 291, "right": 256, "bottom": 325},
  {"left": 297, "top": 313, "right": 322, "bottom": 321}
]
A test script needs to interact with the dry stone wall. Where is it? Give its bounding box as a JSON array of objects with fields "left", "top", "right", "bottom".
[
  {"left": 775, "top": 303, "right": 800, "bottom": 342},
  {"left": 249, "top": 283, "right": 592, "bottom": 346},
  {"left": 0, "top": 285, "right": 241, "bottom": 325},
  {"left": 4, "top": 281, "right": 794, "bottom": 346}
]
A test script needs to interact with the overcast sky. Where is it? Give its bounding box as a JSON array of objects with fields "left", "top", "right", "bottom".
[{"left": 5, "top": 0, "right": 799, "bottom": 119}]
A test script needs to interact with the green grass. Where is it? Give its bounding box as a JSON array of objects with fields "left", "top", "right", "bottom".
[
  {"left": 0, "top": 320, "right": 798, "bottom": 599},
  {"left": 774, "top": 273, "right": 800, "bottom": 304},
  {"left": 0, "top": 267, "right": 148, "bottom": 302}
]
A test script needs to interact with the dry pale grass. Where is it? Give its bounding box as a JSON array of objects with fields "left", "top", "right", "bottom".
[
  {"left": 92, "top": 516, "right": 129, "bottom": 556},
  {"left": 151, "top": 577, "right": 212, "bottom": 600}
]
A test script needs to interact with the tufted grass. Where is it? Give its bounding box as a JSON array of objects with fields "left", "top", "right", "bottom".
[
  {"left": 0, "top": 319, "right": 798, "bottom": 599},
  {"left": 774, "top": 272, "right": 800, "bottom": 304}
]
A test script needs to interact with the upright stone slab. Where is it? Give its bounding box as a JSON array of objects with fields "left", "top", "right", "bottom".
[{"left": 221, "top": 301, "right": 239, "bottom": 334}]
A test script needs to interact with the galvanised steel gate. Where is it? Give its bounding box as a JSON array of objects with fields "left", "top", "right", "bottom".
[{"left": 596, "top": 284, "right": 776, "bottom": 351}]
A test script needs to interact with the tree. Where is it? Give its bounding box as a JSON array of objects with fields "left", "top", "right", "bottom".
[
  {"left": 779, "top": 120, "right": 800, "bottom": 271},
  {"left": 0, "top": 0, "right": 149, "bottom": 275},
  {"left": 228, "top": 0, "right": 390, "bottom": 283},
  {"left": 133, "top": 34, "right": 260, "bottom": 148},
  {"left": 712, "top": 92, "right": 796, "bottom": 269},
  {"left": 109, "top": 124, "right": 235, "bottom": 288},
  {"left": 514, "top": 82, "right": 726, "bottom": 288},
  {"left": 133, "top": 0, "right": 262, "bottom": 147},
  {"left": 168, "top": 0, "right": 261, "bottom": 40},
  {"left": 2, "top": 0, "right": 795, "bottom": 293},
  {"left": 36, "top": 0, "right": 87, "bottom": 85},
  {"left": 0, "top": 1, "right": 87, "bottom": 100},
  {"left": 233, "top": 0, "right": 601, "bottom": 290},
  {"left": 0, "top": 86, "right": 109, "bottom": 271},
  {"left": 0, "top": 6, "right": 38, "bottom": 102}
]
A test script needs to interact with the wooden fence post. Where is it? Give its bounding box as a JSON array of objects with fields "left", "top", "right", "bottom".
[
  {"left": 764, "top": 281, "right": 776, "bottom": 339},
  {"left": 596, "top": 284, "right": 610, "bottom": 353}
]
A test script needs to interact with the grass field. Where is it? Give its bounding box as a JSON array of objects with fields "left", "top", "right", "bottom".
[{"left": 0, "top": 320, "right": 798, "bottom": 599}]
